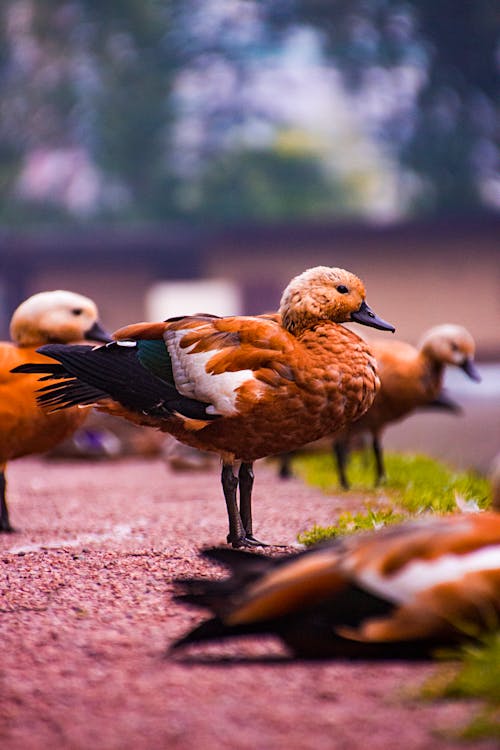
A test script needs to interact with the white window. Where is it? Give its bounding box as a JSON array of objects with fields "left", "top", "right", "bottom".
[{"left": 146, "top": 279, "right": 242, "bottom": 320}]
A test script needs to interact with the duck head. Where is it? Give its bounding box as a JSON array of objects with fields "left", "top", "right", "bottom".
[
  {"left": 279, "top": 266, "right": 395, "bottom": 334},
  {"left": 418, "top": 324, "right": 481, "bottom": 382},
  {"left": 10, "top": 290, "right": 112, "bottom": 347}
]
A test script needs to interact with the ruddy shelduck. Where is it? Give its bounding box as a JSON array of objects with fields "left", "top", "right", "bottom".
[
  {"left": 172, "top": 511, "right": 500, "bottom": 658},
  {"left": 332, "top": 324, "right": 481, "bottom": 488},
  {"left": 1, "top": 290, "right": 111, "bottom": 531},
  {"left": 15, "top": 266, "right": 394, "bottom": 546}
]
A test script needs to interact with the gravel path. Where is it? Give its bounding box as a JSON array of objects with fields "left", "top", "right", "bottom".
[{"left": 0, "top": 456, "right": 495, "bottom": 750}]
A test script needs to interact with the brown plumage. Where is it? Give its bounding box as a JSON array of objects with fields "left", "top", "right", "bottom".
[
  {"left": 332, "top": 324, "right": 481, "bottom": 488},
  {"left": 172, "top": 511, "right": 500, "bottom": 659},
  {"left": 16, "top": 266, "right": 395, "bottom": 546},
  {"left": 1, "top": 290, "right": 111, "bottom": 531}
]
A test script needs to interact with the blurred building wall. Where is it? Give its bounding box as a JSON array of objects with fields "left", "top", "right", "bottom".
[{"left": 1, "top": 215, "right": 498, "bottom": 358}]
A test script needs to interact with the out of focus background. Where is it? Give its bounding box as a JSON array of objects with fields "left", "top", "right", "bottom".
[{"left": 1, "top": 0, "right": 499, "bottom": 469}]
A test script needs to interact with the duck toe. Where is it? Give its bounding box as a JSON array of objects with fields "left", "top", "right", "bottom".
[{"left": 227, "top": 533, "right": 269, "bottom": 549}]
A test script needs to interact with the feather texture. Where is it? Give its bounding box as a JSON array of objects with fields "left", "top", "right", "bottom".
[{"left": 15, "top": 266, "right": 394, "bottom": 545}]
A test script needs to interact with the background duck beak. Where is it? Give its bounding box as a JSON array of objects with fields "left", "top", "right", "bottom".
[
  {"left": 460, "top": 357, "right": 481, "bottom": 382},
  {"left": 84, "top": 320, "right": 113, "bottom": 343},
  {"left": 350, "top": 300, "right": 395, "bottom": 332}
]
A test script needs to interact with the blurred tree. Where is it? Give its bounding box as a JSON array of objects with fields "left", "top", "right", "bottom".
[
  {"left": 185, "top": 146, "right": 357, "bottom": 223},
  {"left": 0, "top": 0, "right": 182, "bottom": 224},
  {"left": 0, "top": 0, "right": 497, "bottom": 224},
  {"left": 1, "top": 0, "right": 371, "bottom": 225},
  {"left": 267, "top": 0, "right": 500, "bottom": 214}
]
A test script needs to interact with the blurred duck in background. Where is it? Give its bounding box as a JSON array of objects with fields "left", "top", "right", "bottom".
[
  {"left": 172, "top": 511, "right": 500, "bottom": 659},
  {"left": 332, "top": 324, "right": 481, "bottom": 489},
  {"left": 0, "top": 290, "right": 111, "bottom": 531},
  {"left": 279, "top": 324, "right": 481, "bottom": 487}
]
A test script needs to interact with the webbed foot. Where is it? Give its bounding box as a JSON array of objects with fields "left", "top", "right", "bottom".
[{"left": 227, "top": 533, "right": 269, "bottom": 548}]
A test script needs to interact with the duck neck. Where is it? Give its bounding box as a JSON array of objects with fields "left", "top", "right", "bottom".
[
  {"left": 283, "top": 315, "right": 328, "bottom": 338},
  {"left": 422, "top": 353, "right": 445, "bottom": 389}
]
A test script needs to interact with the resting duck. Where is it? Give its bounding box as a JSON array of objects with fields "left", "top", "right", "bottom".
[
  {"left": 14, "top": 266, "right": 394, "bottom": 547},
  {"left": 172, "top": 511, "right": 500, "bottom": 659},
  {"left": 332, "top": 324, "right": 481, "bottom": 488},
  {"left": 0, "top": 290, "right": 111, "bottom": 531}
]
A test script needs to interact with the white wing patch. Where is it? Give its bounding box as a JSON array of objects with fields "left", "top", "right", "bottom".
[
  {"left": 164, "top": 328, "right": 257, "bottom": 416},
  {"left": 355, "top": 544, "right": 500, "bottom": 605}
]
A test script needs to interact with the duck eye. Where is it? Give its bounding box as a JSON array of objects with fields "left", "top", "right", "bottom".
[
  {"left": 336, "top": 285, "right": 349, "bottom": 294},
  {"left": 450, "top": 342, "right": 459, "bottom": 352},
  {"left": 72, "top": 308, "right": 83, "bottom": 316}
]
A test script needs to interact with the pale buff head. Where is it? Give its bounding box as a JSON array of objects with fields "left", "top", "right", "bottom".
[
  {"left": 280, "top": 266, "right": 367, "bottom": 332},
  {"left": 10, "top": 290, "right": 108, "bottom": 347},
  {"left": 279, "top": 265, "right": 395, "bottom": 335},
  {"left": 418, "top": 324, "right": 476, "bottom": 366}
]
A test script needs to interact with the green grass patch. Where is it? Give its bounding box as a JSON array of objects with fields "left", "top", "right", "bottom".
[
  {"left": 381, "top": 453, "right": 490, "bottom": 514},
  {"left": 422, "top": 631, "right": 500, "bottom": 740},
  {"left": 298, "top": 508, "right": 406, "bottom": 546},
  {"left": 292, "top": 450, "right": 491, "bottom": 518}
]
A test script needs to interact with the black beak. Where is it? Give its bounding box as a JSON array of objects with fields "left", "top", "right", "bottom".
[
  {"left": 84, "top": 320, "right": 113, "bottom": 343},
  {"left": 350, "top": 301, "right": 395, "bottom": 332},
  {"left": 460, "top": 357, "right": 481, "bottom": 382}
]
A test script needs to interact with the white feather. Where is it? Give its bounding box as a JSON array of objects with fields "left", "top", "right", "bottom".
[
  {"left": 164, "top": 329, "right": 256, "bottom": 416},
  {"left": 355, "top": 545, "right": 500, "bottom": 605}
]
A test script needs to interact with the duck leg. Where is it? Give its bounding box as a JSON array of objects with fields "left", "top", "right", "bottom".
[
  {"left": 372, "top": 434, "right": 386, "bottom": 485},
  {"left": 222, "top": 464, "right": 247, "bottom": 548},
  {"left": 238, "top": 462, "right": 267, "bottom": 547},
  {"left": 278, "top": 452, "right": 293, "bottom": 479},
  {"left": 221, "top": 463, "right": 268, "bottom": 548},
  {"left": 333, "top": 440, "right": 350, "bottom": 490},
  {"left": 0, "top": 469, "right": 14, "bottom": 533}
]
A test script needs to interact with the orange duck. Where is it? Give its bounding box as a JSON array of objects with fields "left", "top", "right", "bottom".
[
  {"left": 332, "top": 324, "right": 481, "bottom": 489},
  {"left": 1, "top": 290, "right": 111, "bottom": 531},
  {"left": 15, "top": 266, "right": 394, "bottom": 547},
  {"left": 172, "top": 511, "right": 500, "bottom": 658}
]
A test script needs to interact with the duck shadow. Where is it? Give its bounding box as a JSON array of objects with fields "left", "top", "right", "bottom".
[{"left": 165, "top": 650, "right": 435, "bottom": 666}]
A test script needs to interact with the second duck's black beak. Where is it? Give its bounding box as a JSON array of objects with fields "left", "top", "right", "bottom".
[
  {"left": 84, "top": 320, "right": 113, "bottom": 343},
  {"left": 460, "top": 357, "right": 481, "bottom": 382},
  {"left": 350, "top": 301, "right": 395, "bottom": 332}
]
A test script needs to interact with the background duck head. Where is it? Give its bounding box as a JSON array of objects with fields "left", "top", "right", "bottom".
[
  {"left": 418, "top": 324, "right": 481, "bottom": 382},
  {"left": 10, "top": 290, "right": 112, "bottom": 347}
]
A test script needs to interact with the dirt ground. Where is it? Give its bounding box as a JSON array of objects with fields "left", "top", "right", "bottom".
[{"left": 0, "top": 455, "right": 496, "bottom": 750}]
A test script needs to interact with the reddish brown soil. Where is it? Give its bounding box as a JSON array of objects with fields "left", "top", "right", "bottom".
[{"left": 0, "top": 456, "right": 495, "bottom": 750}]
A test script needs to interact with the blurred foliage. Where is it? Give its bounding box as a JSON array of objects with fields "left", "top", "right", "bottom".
[
  {"left": 268, "top": 0, "right": 500, "bottom": 214},
  {"left": 421, "top": 631, "right": 500, "bottom": 740},
  {"left": 0, "top": 0, "right": 498, "bottom": 225},
  {"left": 184, "top": 147, "right": 356, "bottom": 222},
  {"left": 0, "top": 0, "right": 182, "bottom": 223}
]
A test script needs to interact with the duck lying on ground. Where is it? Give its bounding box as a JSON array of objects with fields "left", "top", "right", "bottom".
[
  {"left": 171, "top": 511, "right": 500, "bottom": 659},
  {"left": 1, "top": 290, "right": 111, "bottom": 531},
  {"left": 14, "top": 266, "right": 394, "bottom": 547}
]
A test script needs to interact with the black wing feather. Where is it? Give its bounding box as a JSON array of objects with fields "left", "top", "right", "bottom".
[{"left": 12, "top": 342, "right": 219, "bottom": 422}]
